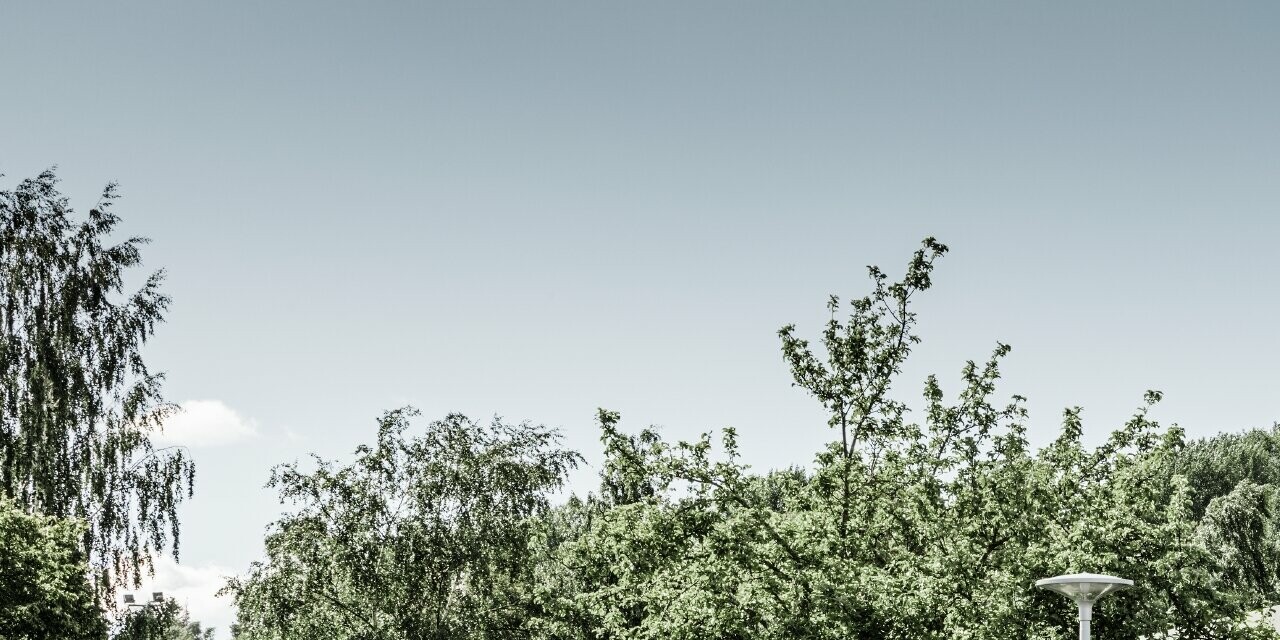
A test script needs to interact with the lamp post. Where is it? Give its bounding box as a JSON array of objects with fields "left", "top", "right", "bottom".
[
  {"left": 1035, "top": 573, "right": 1132, "bottom": 640},
  {"left": 122, "top": 591, "right": 165, "bottom": 609}
]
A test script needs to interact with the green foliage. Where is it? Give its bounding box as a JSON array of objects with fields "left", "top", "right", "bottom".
[
  {"left": 1197, "top": 481, "right": 1280, "bottom": 600},
  {"left": 527, "top": 238, "right": 1280, "bottom": 639},
  {"left": 112, "top": 598, "right": 215, "bottom": 640},
  {"left": 0, "top": 169, "right": 194, "bottom": 594},
  {"left": 1171, "top": 426, "right": 1280, "bottom": 612},
  {"left": 226, "top": 237, "right": 1280, "bottom": 639},
  {"left": 1179, "top": 426, "right": 1280, "bottom": 518},
  {"left": 0, "top": 496, "right": 107, "bottom": 640},
  {"left": 225, "top": 408, "right": 582, "bottom": 640}
]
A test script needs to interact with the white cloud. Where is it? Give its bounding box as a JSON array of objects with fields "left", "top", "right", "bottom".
[
  {"left": 154, "top": 400, "right": 258, "bottom": 447},
  {"left": 126, "top": 556, "right": 238, "bottom": 639}
]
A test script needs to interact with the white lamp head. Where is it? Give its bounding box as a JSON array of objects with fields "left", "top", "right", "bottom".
[{"left": 1035, "top": 573, "right": 1133, "bottom": 603}]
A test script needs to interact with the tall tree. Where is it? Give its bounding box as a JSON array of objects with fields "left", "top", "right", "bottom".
[
  {"left": 0, "top": 169, "right": 194, "bottom": 593},
  {"left": 225, "top": 408, "right": 581, "bottom": 640}
]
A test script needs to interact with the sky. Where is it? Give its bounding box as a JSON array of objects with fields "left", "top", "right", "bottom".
[{"left": 2, "top": 2, "right": 1279, "bottom": 636}]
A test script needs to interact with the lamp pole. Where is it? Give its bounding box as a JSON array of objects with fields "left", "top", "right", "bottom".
[
  {"left": 1035, "top": 573, "right": 1132, "bottom": 640},
  {"left": 121, "top": 591, "right": 165, "bottom": 610}
]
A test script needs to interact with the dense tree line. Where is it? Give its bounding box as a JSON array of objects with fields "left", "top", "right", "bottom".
[
  {"left": 225, "top": 239, "right": 1280, "bottom": 639},
  {"left": 5, "top": 169, "right": 1280, "bottom": 639}
]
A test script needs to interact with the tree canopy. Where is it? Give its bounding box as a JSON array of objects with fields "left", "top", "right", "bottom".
[
  {"left": 112, "top": 598, "right": 216, "bottom": 640},
  {"left": 225, "top": 409, "right": 582, "bottom": 640},
  {"left": 225, "top": 237, "right": 1280, "bottom": 639},
  {"left": 8, "top": 168, "right": 1279, "bottom": 638},
  {"left": 0, "top": 168, "right": 194, "bottom": 593},
  {"left": 0, "top": 496, "right": 107, "bottom": 640}
]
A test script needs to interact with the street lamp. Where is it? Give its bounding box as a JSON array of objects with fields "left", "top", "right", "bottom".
[
  {"left": 122, "top": 591, "right": 165, "bottom": 609},
  {"left": 1035, "top": 573, "right": 1132, "bottom": 640}
]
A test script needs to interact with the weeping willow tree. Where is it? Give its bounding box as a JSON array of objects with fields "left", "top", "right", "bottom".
[{"left": 0, "top": 168, "right": 194, "bottom": 594}]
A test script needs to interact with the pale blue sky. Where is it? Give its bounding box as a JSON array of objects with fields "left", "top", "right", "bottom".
[{"left": 3, "top": 2, "right": 1278, "bottom": 633}]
